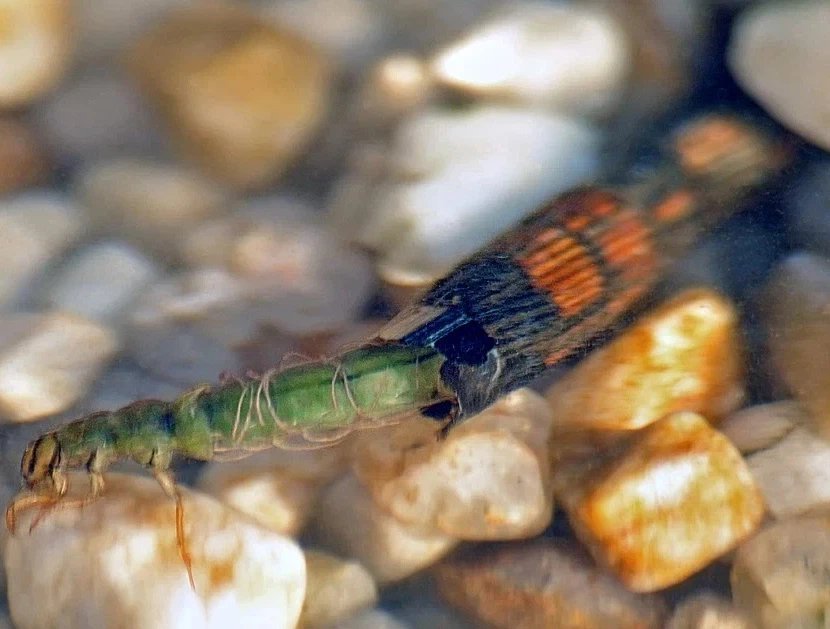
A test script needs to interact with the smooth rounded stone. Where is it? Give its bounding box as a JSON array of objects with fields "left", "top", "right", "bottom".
[
  {"left": 332, "top": 609, "right": 407, "bottom": 629},
  {"left": 731, "top": 515, "right": 830, "bottom": 628},
  {"left": 0, "top": 192, "right": 83, "bottom": 309},
  {"left": 728, "top": 1, "right": 830, "bottom": 150},
  {"left": 5, "top": 473, "right": 306, "bottom": 629},
  {"left": 75, "top": 158, "right": 230, "bottom": 262},
  {"left": 0, "top": 0, "right": 72, "bottom": 107},
  {"left": 40, "top": 241, "right": 160, "bottom": 323},
  {"left": 430, "top": 2, "right": 630, "bottom": 115},
  {"left": 0, "top": 117, "right": 48, "bottom": 193},
  {"left": 435, "top": 540, "right": 667, "bottom": 629},
  {"left": 353, "top": 389, "right": 554, "bottom": 539},
  {"left": 128, "top": 4, "right": 332, "bottom": 190},
  {"left": 545, "top": 289, "right": 745, "bottom": 432},
  {"left": 263, "top": 0, "right": 388, "bottom": 71},
  {"left": 0, "top": 312, "right": 118, "bottom": 423},
  {"left": 666, "top": 592, "right": 751, "bottom": 629},
  {"left": 34, "top": 71, "right": 166, "bottom": 162},
  {"left": 719, "top": 400, "right": 802, "bottom": 454},
  {"left": 342, "top": 105, "right": 598, "bottom": 285},
  {"left": 761, "top": 252, "right": 830, "bottom": 440},
  {"left": 551, "top": 412, "right": 764, "bottom": 592},
  {"left": 310, "top": 473, "right": 458, "bottom": 584},
  {"left": 745, "top": 426, "right": 830, "bottom": 520},
  {"left": 355, "top": 55, "right": 435, "bottom": 125},
  {"left": 197, "top": 446, "right": 350, "bottom": 537},
  {"left": 299, "top": 550, "right": 377, "bottom": 628}
]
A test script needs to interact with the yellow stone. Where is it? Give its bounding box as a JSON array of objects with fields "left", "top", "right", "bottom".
[
  {"left": 552, "top": 412, "right": 764, "bottom": 592},
  {"left": 546, "top": 289, "right": 744, "bottom": 431}
]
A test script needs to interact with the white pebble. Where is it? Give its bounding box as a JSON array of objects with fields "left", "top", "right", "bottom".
[
  {"left": 0, "top": 312, "right": 118, "bottom": 422},
  {"left": 300, "top": 550, "right": 377, "bottom": 627},
  {"left": 728, "top": 1, "right": 830, "bottom": 150},
  {"left": 431, "top": 2, "right": 630, "bottom": 115},
  {"left": 5, "top": 474, "right": 306, "bottom": 629},
  {"left": 40, "top": 241, "right": 160, "bottom": 323}
]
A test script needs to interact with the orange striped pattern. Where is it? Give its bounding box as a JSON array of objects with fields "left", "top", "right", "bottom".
[{"left": 674, "top": 118, "right": 750, "bottom": 174}]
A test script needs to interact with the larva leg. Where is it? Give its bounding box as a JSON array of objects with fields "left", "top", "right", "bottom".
[
  {"left": 152, "top": 457, "right": 194, "bottom": 591},
  {"left": 27, "top": 470, "right": 105, "bottom": 533}
]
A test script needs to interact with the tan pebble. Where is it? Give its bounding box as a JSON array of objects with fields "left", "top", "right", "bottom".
[
  {"left": 353, "top": 389, "right": 554, "bottom": 539},
  {"left": 0, "top": 118, "right": 48, "bottom": 192},
  {"left": 552, "top": 412, "right": 764, "bottom": 591},
  {"left": 731, "top": 515, "right": 830, "bottom": 628},
  {"left": 666, "top": 592, "right": 751, "bottom": 629},
  {"left": 311, "top": 472, "right": 457, "bottom": 584},
  {"left": 299, "top": 550, "right": 377, "bottom": 628},
  {"left": 128, "top": 4, "right": 331, "bottom": 189},
  {"left": 434, "top": 539, "right": 667, "bottom": 629},
  {"left": 719, "top": 400, "right": 802, "bottom": 454},
  {"left": 546, "top": 288, "right": 744, "bottom": 432}
]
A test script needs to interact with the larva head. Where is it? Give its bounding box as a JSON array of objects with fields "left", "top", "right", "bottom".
[{"left": 20, "top": 433, "right": 61, "bottom": 490}]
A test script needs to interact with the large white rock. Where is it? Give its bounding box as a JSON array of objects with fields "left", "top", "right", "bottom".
[
  {"left": 431, "top": 2, "right": 630, "bottom": 115},
  {"left": 5, "top": 473, "right": 306, "bottom": 629},
  {"left": 728, "top": 1, "right": 830, "bottom": 150},
  {"left": 340, "top": 105, "right": 598, "bottom": 284}
]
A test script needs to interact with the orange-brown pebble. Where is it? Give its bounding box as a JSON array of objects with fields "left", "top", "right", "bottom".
[
  {"left": 128, "top": 4, "right": 331, "bottom": 190},
  {"left": 552, "top": 412, "right": 764, "bottom": 592},
  {"left": 434, "top": 539, "right": 667, "bottom": 629},
  {"left": 546, "top": 288, "right": 744, "bottom": 432}
]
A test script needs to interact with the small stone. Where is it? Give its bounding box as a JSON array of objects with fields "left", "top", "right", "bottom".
[
  {"left": 435, "top": 540, "right": 667, "bottom": 629},
  {"left": 75, "top": 158, "right": 230, "bottom": 262},
  {"left": 128, "top": 4, "right": 332, "bottom": 189},
  {"left": 34, "top": 71, "right": 165, "bottom": 162},
  {"left": 0, "top": 118, "right": 48, "bottom": 193},
  {"left": 761, "top": 252, "right": 830, "bottom": 440},
  {"left": 745, "top": 425, "right": 830, "bottom": 520},
  {"left": 719, "top": 401, "right": 802, "bottom": 454},
  {"left": 311, "top": 473, "right": 457, "bottom": 584},
  {"left": 787, "top": 162, "right": 830, "bottom": 258},
  {"left": 731, "top": 515, "right": 830, "bottom": 628},
  {"left": 300, "top": 550, "right": 377, "bottom": 628},
  {"left": 0, "top": 313, "right": 119, "bottom": 423},
  {"left": 666, "top": 592, "right": 751, "bottom": 629},
  {"left": 552, "top": 412, "right": 764, "bottom": 592},
  {"left": 728, "top": 1, "right": 830, "bottom": 150},
  {"left": 546, "top": 289, "right": 745, "bottom": 432},
  {"left": 40, "top": 241, "right": 160, "bottom": 323},
  {"left": 356, "top": 55, "right": 435, "bottom": 124},
  {"left": 5, "top": 473, "right": 306, "bottom": 629},
  {"left": 431, "top": 3, "right": 630, "bottom": 115},
  {"left": 0, "top": 0, "right": 72, "bottom": 107},
  {"left": 353, "top": 389, "right": 554, "bottom": 539},
  {"left": 198, "top": 447, "right": 349, "bottom": 537},
  {"left": 0, "top": 192, "right": 83, "bottom": 309},
  {"left": 342, "top": 105, "right": 598, "bottom": 285},
  {"left": 333, "top": 609, "right": 407, "bottom": 629}
]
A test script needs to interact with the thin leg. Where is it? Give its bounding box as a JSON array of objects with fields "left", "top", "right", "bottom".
[
  {"left": 28, "top": 494, "right": 100, "bottom": 533},
  {"left": 154, "top": 468, "right": 195, "bottom": 590}
]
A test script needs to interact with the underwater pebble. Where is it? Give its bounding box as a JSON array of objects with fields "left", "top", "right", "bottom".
[
  {"left": 0, "top": 313, "right": 118, "bottom": 423},
  {"left": 546, "top": 289, "right": 745, "bottom": 432},
  {"left": 311, "top": 472, "right": 458, "bottom": 584},
  {"left": 762, "top": 252, "right": 830, "bottom": 440},
  {"left": 40, "top": 241, "right": 159, "bottom": 323},
  {"left": 344, "top": 105, "right": 598, "bottom": 285},
  {"left": 786, "top": 162, "right": 830, "bottom": 260},
  {"left": 75, "top": 158, "right": 230, "bottom": 262},
  {"left": 198, "top": 447, "right": 350, "bottom": 537},
  {"left": 128, "top": 4, "right": 332, "bottom": 189},
  {"left": 353, "top": 389, "right": 554, "bottom": 539},
  {"left": 0, "top": 118, "right": 48, "bottom": 193},
  {"left": 431, "top": 2, "right": 630, "bottom": 115},
  {"left": 333, "top": 609, "right": 407, "bottom": 629},
  {"left": 719, "top": 400, "right": 801, "bottom": 454},
  {"left": 552, "top": 412, "right": 764, "bottom": 592},
  {"left": 0, "top": 192, "right": 83, "bottom": 309},
  {"left": 35, "top": 71, "right": 165, "bottom": 162},
  {"left": 435, "top": 539, "right": 667, "bottom": 629},
  {"left": 299, "top": 550, "right": 378, "bottom": 628},
  {"left": 731, "top": 515, "right": 830, "bottom": 628},
  {"left": 728, "top": 1, "right": 830, "bottom": 150},
  {"left": 0, "top": 0, "right": 72, "bottom": 107},
  {"left": 746, "top": 426, "right": 830, "bottom": 520},
  {"left": 666, "top": 592, "right": 751, "bottom": 629},
  {"left": 4, "top": 473, "right": 306, "bottom": 629}
]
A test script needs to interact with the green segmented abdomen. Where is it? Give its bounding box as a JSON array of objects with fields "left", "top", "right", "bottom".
[{"left": 172, "top": 343, "right": 451, "bottom": 459}]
